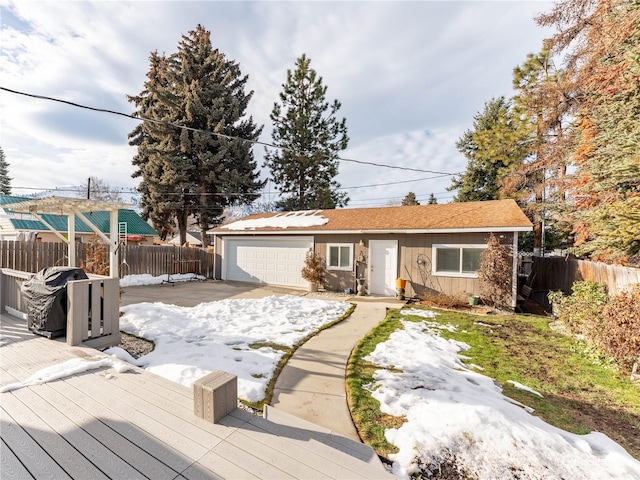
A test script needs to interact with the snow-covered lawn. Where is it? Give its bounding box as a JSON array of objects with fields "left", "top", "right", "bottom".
[
  {"left": 108, "top": 295, "right": 351, "bottom": 403},
  {"left": 365, "top": 310, "right": 640, "bottom": 480}
]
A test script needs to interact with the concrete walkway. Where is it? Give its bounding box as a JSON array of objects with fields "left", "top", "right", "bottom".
[{"left": 271, "top": 297, "right": 404, "bottom": 441}]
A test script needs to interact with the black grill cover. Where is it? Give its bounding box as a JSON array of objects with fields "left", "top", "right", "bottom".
[{"left": 21, "top": 267, "right": 89, "bottom": 338}]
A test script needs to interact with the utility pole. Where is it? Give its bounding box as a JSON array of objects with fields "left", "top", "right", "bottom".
[{"left": 86, "top": 177, "right": 91, "bottom": 200}]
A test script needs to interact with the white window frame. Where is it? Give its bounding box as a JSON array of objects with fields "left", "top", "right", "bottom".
[
  {"left": 432, "top": 244, "right": 486, "bottom": 278},
  {"left": 326, "top": 243, "right": 354, "bottom": 271}
]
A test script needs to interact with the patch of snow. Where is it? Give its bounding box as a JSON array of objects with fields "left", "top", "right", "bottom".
[
  {"left": 475, "top": 321, "right": 503, "bottom": 328},
  {"left": 401, "top": 308, "right": 439, "bottom": 319},
  {"left": 120, "top": 273, "right": 204, "bottom": 287},
  {"left": 119, "top": 295, "right": 350, "bottom": 402},
  {"left": 507, "top": 379, "right": 544, "bottom": 398},
  {"left": 0, "top": 357, "right": 117, "bottom": 393},
  {"left": 221, "top": 210, "right": 328, "bottom": 230},
  {"left": 364, "top": 319, "right": 640, "bottom": 480},
  {"left": 104, "top": 346, "right": 146, "bottom": 367}
]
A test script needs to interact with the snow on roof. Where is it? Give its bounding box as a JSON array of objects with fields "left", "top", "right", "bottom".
[{"left": 221, "top": 210, "right": 329, "bottom": 231}]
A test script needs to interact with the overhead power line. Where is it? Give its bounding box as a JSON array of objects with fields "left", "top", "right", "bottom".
[
  {"left": 1, "top": 86, "right": 461, "bottom": 177},
  {"left": 340, "top": 173, "right": 452, "bottom": 190}
]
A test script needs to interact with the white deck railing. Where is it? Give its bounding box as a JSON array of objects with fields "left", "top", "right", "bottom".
[{"left": 0, "top": 268, "right": 120, "bottom": 349}]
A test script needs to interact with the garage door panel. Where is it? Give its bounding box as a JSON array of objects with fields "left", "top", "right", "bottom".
[{"left": 224, "top": 237, "right": 312, "bottom": 287}]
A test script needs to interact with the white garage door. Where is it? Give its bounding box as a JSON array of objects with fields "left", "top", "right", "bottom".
[{"left": 223, "top": 237, "right": 313, "bottom": 288}]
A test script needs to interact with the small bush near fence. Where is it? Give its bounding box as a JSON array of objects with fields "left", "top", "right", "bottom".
[
  {"left": 81, "top": 235, "right": 109, "bottom": 276},
  {"left": 547, "top": 281, "right": 608, "bottom": 339},
  {"left": 548, "top": 281, "right": 640, "bottom": 374},
  {"left": 601, "top": 285, "right": 640, "bottom": 371}
]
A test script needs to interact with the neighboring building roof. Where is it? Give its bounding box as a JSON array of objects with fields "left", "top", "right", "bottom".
[
  {"left": 168, "top": 231, "right": 204, "bottom": 245},
  {"left": 0, "top": 194, "right": 157, "bottom": 236},
  {"left": 210, "top": 199, "right": 533, "bottom": 235}
]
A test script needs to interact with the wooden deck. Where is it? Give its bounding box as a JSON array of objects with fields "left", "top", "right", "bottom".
[{"left": 0, "top": 312, "right": 394, "bottom": 479}]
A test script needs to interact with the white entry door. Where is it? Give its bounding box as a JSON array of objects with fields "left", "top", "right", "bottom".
[{"left": 368, "top": 240, "right": 398, "bottom": 296}]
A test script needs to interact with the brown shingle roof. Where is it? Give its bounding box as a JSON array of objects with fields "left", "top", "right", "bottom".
[{"left": 211, "top": 199, "right": 532, "bottom": 234}]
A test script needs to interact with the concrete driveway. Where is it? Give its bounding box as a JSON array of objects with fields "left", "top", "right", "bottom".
[{"left": 120, "top": 279, "right": 305, "bottom": 307}]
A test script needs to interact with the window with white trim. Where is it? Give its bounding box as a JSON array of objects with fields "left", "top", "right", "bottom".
[
  {"left": 432, "top": 244, "right": 485, "bottom": 277},
  {"left": 326, "top": 243, "right": 353, "bottom": 270}
]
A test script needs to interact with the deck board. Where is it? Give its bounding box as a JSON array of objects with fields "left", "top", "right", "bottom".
[
  {"left": 0, "top": 312, "right": 395, "bottom": 479},
  {"left": 0, "top": 408, "right": 73, "bottom": 480},
  {"left": 1, "top": 439, "right": 35, "bottom": 480},
  {"left": 2, "top": 392, "right": 111, "bottom": 479}
]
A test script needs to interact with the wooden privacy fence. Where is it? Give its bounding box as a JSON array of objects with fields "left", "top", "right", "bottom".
[
  {"left": 119, "top": 244, "right": 214, "bottom": 278},
  {"left": 0, "top": 241, "right": 214, "bottom": 278},
  {"left": 533, "top": 256, "right": 640, "bottom": 296},
  {"left": 0, "top": 241, "right": 69, "bottom": 273}
]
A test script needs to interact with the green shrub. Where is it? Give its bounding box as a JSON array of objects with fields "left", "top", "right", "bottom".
[
  {"left": 600, "top": 285, "right": 640, "bottom": 372},
  {"left": 547, "top": 281, "right": 608, "bottom": 338}
]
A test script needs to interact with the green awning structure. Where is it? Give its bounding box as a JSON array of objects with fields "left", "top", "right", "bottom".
[{"left": 1, "top": 196, "right": 132, "bottom": 278}]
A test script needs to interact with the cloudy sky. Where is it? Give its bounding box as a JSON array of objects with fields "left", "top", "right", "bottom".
[{"left": 1, "top": 1, "right": 553, "bottom": 209}]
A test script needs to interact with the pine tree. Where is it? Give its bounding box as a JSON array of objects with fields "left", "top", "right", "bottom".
[
  {"left": 448, "top": 97, "right": 527, "bottom": 202},
  {"left": 264, "top": 54, "right": 349, "bottom": 211},
  {"left": 503, "top": 46, "right": 574, "bottom": 254},
  {"left": 538, "top": 0, "right": 640, "bottom": 262},
  {"left": 129, "top": 52, "right": 177, "bottom": 240},
  {"left": 0, "top": 146, "right": 12, "bottom": 195},
  {"left": 427, "top": 193, "right": 438, "bottom": 205},
  {"left": 401, "top": 192, "right": 420, "bottom": 206},
  {"left": 128, "top": 25, "right": 263, "bottom": 244}
]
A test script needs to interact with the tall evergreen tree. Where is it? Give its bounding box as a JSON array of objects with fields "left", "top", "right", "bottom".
[
  {"left": 502, "top": 46, "right": 574, "bottom": 254},
  {"left": 0, "top": 146, "right": 11, "bottom": 195},
  {"left": 427, "top": 193, "right": 438, "bottom": 205},
  {"left": 264, "top": 54, "right": 349, "bottom": 211},
  {"left": 448, "top": 97, "right": 527, "bottom": 202},
  {"left": 538, "top": 0, "right": 640, "bottom": 262},
  {"left": 128, "top": 25, "right": 263, "bottom": 244},
  {"left": 401, "top": 191, "right": 420, "bottom": 206}
]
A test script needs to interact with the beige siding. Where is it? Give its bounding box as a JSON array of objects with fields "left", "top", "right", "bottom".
[
  {"left": 312, "top": 234, "right": 363, "bottom": 293},
  {"left": 215, "top": 232, "right": 515, "bottom": 299},
  {"left": 318, "top": 232, "right": 514, "bottom": 298},
  {"left": 400, "top": 232, "right": 498, "bottom": 299}
]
